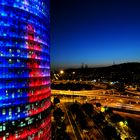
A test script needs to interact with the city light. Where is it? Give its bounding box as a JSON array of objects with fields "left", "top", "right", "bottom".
[
  {"left": 119, "top": 121, "right": 124, "bottom": 126},
  {"left": 101, "top": 107, "right": 105, "bottom": 112},
  {"left": 60, "top": 70, "right": 64, "bottom": 74}
]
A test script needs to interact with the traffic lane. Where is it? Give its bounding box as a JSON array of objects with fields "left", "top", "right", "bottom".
[{"left": 64, "top": 103, "right": 83, "bottom": 140}]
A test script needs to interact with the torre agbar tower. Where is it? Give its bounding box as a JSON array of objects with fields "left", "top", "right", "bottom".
[{"left": 0, "top": 0, "right": 51, "bottom": 140}]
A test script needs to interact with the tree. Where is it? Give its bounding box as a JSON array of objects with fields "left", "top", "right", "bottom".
[
  {"left": 110, "top": 114, "right": 124, "bottom": 123},
  {"left": 53, "top": 97, "right": 60, "bottom": 105},
  {"left": 70, "top": 103, "right": 80, "bottom": 114},
  {"left": 53, "top": 107, "right": 64, "bottom": 120},
  {"left": 81, "top": 103, "right": 93, "bottom": 116},
  {"left": 103, "top": 124, "right": 120, "bottom": 140},
  {"left": 105, "top": 107, "right": 113, "bottom": 115},
  {"left": 96, "top": 102, "right": 101, "bottom": 107}
]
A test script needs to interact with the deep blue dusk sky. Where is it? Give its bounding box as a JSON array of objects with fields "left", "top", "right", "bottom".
[{"left": 51, "top": 0, "right": 140, "bottom": 69}]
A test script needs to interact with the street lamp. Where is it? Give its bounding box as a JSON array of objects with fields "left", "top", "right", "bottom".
[
  {"left": 59, "top": 70, "right": 64, "bottom": 80},
  {"left": 60, "top": 70, "right": 64, "bottom": 74},
  {"left": 72, "top": 71, "right": 75, "bottom": 74}
]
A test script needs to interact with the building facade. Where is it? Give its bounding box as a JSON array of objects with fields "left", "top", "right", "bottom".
[{"left": 0, "top": 0, "right": 51, "bottom": 139}]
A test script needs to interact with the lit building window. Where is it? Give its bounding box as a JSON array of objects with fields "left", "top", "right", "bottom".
[{"left": 2, "top": 109, "right": 6, "bottom": 115}]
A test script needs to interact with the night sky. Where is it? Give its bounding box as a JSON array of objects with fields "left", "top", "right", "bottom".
[{"left": 51, "top": 0, "right": 140, "bottom": 69}]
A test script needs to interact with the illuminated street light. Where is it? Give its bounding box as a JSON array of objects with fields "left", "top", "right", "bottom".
[
  {"left": 119, "top": 121, "right": 124, "bottom": 126},
  {"left": 60, "top": 70, "right": 64, "bottom": 74},
  {"left": 101, "top": 107, "right": 105, "bottom": 112}
]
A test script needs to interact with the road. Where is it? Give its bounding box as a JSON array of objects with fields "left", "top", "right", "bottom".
[
  {"left": 62, "top": 104, "right": 78, "bottom": 140},
  {"left": 52, "top": 88, "right": 140, "bottom": 139},
  {"left": 52, "top": 89, "right": 140, "bottom": 113},
  {"left": 63, "top": 103, "right": 83, "bottom": 140},
  {"left": 52, "top": 89, "right": 140, "bottom": 102},
  {"left": 56, "top": 97, "right": 105, "bottom": 140},
  {"left": 125, "top": 90, "right": 140, "bottom": 96}
]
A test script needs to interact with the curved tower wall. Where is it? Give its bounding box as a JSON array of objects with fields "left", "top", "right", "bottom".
[{"left": 0, "top": 0, "right": 51, "bottom": 139}]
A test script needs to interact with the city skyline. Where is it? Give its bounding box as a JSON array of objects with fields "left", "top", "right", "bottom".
[{"left": 51, "top": 0, "right": 140, "bottom": 69}]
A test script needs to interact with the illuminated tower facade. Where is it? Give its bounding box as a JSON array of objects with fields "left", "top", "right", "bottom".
[{"left": 0, "top": 0, "right": 51, "bottom": 139}]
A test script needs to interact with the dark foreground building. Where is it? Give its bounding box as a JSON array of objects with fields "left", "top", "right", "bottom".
[{"left": 0, "top": 0, "right": 51, "bottom": 139}]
